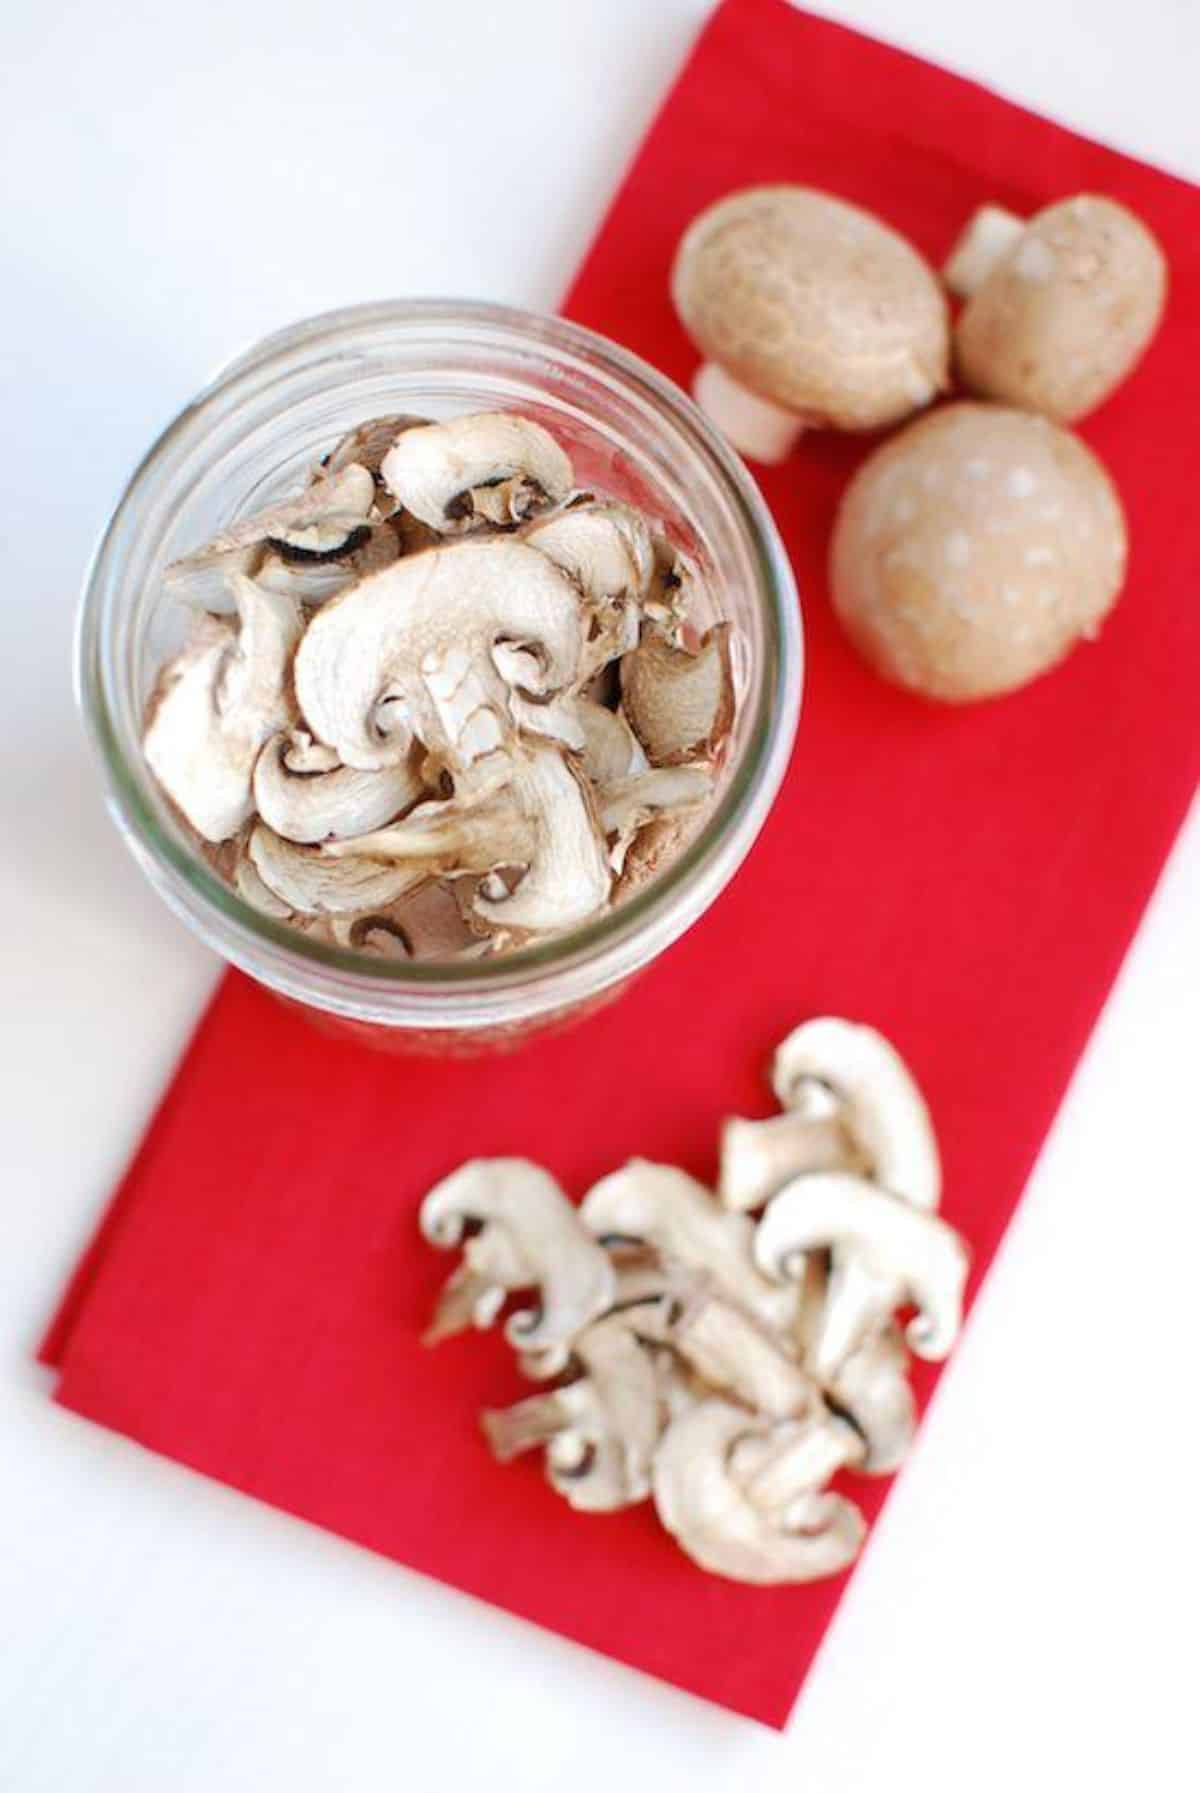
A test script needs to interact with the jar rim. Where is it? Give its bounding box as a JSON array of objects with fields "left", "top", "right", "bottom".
[{"left": 77, "top": 299, "right": 801, "bottom": 1022}]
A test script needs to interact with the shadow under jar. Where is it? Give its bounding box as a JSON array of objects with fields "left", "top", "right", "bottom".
[{"left": 78, "top": 300, "right": 801, "bottom": 1053}]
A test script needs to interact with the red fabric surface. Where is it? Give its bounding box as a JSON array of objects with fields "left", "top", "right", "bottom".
[{"left": 46, "top": 0, "right": 1200, "bottom": 1729}]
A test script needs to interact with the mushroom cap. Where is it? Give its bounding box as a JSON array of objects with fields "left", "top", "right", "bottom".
[
  {"left": 671, "top": 185, "right": 950, "bottom": 430},
  {"left": 829, "top": 402, "right": 1127, "bottom": 702},
  {"left": 652, "top": 1399, "right": 865, "bottom": 1585},
  {"left": 955, "top": 195, "right": 1168, "bottom": 422}
]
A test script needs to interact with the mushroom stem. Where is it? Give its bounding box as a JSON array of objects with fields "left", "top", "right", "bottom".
[
  {"left": 691, "top": 362, "right": 805, "bottom": 465},
  {"left": 421, "top": 1263, "right": 505, "bottom": 1345},
  {"left": 729, "top": 1413, "right": 864, "bottom": 1513},
  {"left": 668, "top": 1288, "right": 815, "bottom": 1420},
  {"left": 942, "top": 204, "right": 1026, "bottom": 297},
  {"left": 481, "top": 1390, "right": 575, "bottom": 1462},
  {"left": 718, "top": 1111, "right": 861, "bottom": 1212}
]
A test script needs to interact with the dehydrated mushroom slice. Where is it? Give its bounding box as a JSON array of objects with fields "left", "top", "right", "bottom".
[
  {"left": 381, "top": 413, "right": 574, "bottom": 534},
  {"left": 620, "top": 624, "right": 733, "bottom": 766},
  {"left": 525, "top": 501, "right": 654, "bottom": 676},
  {"left": 323, "top": 754, "right": 537, "bottom": 880},
  {"left": 254, "top": 521, "right": 400, "bottom": 607},
  {"left": 164, "top": 463, "right": 377, "bottom": 599},
  {"left": 329, "top": 879, "right": 490, "bottom": 963},
  {"left": 327, "top": 742, "right": 610, "bottom": 937},
  {"left": 652, "top": 1398, "right": 866, "bottom": 1584},
  {"left": 320, "top": 413, "right": 431, "bottom": 482},
  {"left": 420, "top": 1158, "right": 616, "bottom": 1352},
  {"left": 247, "top": 823, "right": 425, "bottom": 916},
  {"left": 597, "top": 764, "right": 714, "bottom": 873},
  {"left": 754, "top": 1171, "right": 970, "bottom": 1380},
  {"left": 144, "top": 576, "right": 302, "bottom": 842},
  {"left": 468, "top": 745, "right": 611, "bottom": 937},
  {"left": 253, "top": 730, "right": 427, "bottom": 844},
  {"left": 293, "top": 539, "right": 585, "bottom": 771},
  {"left": 573, "top": 698, "right": 647, "bottom": 786}
]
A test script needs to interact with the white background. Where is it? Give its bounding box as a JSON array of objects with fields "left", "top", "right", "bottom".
[{"left": 2, "top": 1, "right": 1196, "bottom": 1787}]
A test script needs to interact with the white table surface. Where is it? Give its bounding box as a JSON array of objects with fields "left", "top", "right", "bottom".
[{"left": 2, "top": 1, "right": 1196, "bottom": 1786}]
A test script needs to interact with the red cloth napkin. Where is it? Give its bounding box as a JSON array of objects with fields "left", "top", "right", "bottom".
[{"left": 46, "top": 0, "right": 1200, "bottom": 1729}]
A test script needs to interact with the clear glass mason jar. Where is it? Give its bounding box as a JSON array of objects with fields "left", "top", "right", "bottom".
[{"left": 77, "top": 301, "right": 801, "bottom": 1051}]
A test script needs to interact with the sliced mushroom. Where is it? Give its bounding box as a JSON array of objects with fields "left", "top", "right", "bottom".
[
  {"left": 381, "top": 413, "right": 574, "bottom": 534},
  {"left": 719, "top": 1109, "right": 864, "bottom": 1214},
  {"left": 254, "top": 521, "right": 400, "bottom": 606},
  {"left": 769, "top": 1017, "right": 942, "bottom": 1212},
  {"left": 946, "top": 195, "right": 1168, "bottom": 421},
  {"left": 164, "top": 463, "right": 377, "bottom": 603},
  {"left": 420, "top": 1158, "right": 615, "bottom": 1353},
  {"left": 754, "top": 1171, "right": 970, "bottom": 1380},
  {"left": 144, "top": 577, "right": 302, "bottom": 842},
  {"left": 482, "top": 1309, "right": 662, "bottom": 1511},
  {"left": 247, "top": 823, "right": 425, "bottom": 916},
  {"left": 329, "top": 878, "right": 490, "bottom": 963},
  {"left": 664, "top": 1282, "right": 815, "bottom": 1420},
  {"left": 652, "top": 1398, "right": 866, "bottom": 1584},
  {"left": 579, "top": 1161, "right": 794, "bottom": 1333},
  {"left": 294, "top": 539, "right": 585, "bottom": 771},
  {"left": 671, "top": 185, "right": 949, "bottom": 463},
  {"left": 320, "top": 413, "right": 431, "bottom": 482},
  {"left": 829, "top": 402, "right": 1128, "bottom": 702},
  {"left": 620, "top": 625, "right": 733, "bottom": 766},
  {"left": 574, "top": 698, "right": 647, "bottom": 786},
  {"left": 468, "top": 746, "right": 611, "bottom": 937},
  {"left": 597, "top": 764, "right": 714, "bottom": 873},
  {"left": 330, "top": 742, "right": 611, "bottom": 937},
  {"left": 233, "top": 847, "right": 294, "bottom": 920},
  {"left": 612, "top": 812, "right": 699, "bottom": 902},
  {"left": 644, "top": 534, "right": 696, "bottom": 642},
  {"left": 253, "top": 729, "right": 427, "bottom": 844},
  {"left": 525, "top": 501, "right": 654, "bottom": 677}
]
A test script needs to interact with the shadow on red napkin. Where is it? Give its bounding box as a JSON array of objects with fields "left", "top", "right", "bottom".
[{"left": 44, "top": 0, "right": 1200, "bottom": 1729}]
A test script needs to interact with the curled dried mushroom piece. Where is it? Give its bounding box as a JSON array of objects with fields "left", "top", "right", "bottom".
[
  {"left": 419, "top": 1015, "right": 970, "bottom": 1587},
  {"left": 142, "top": 409, "right": 735, "bottom": 961}
]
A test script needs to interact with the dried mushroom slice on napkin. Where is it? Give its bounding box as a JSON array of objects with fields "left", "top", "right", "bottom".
[{"left": 419, "top": 1015, "right": 970, "bottom": 1588}]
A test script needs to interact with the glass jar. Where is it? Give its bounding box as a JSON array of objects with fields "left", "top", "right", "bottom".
[{"left": 77, "top": 301, "right": 801, "bottom": 1050}]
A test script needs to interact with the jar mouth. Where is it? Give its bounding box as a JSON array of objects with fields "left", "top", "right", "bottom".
[{"left": 78, "top": 299, "right": 800, "bottom": 1011}]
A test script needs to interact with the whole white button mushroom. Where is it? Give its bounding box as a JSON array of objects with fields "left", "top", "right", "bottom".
[
  {"left": 670, "top": 185, "right": 950, "bottom": 464},
  {"left": 945, "top": 194, "right": 1168, "bottom": 422},
  {"left": 829, "top": 402, "right": 1127, "bottom": 703}
]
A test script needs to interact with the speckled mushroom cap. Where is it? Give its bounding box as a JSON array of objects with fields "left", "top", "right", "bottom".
[
  {"left": 671, "top": 185, "right": 950, "bottom": 431},
  {"left": 829, "top": 403, "right": 1127, "bottom": 703},
  {"left": 955, "top": 195, "right": 1167, "bottom": 422}
]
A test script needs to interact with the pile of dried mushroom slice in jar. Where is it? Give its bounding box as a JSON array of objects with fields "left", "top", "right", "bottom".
[
  {"left": 143, "top": 412, "right": 734, "bottom": 959},
  {"left": 420, "top": 1017, "right": 971, "bottom": 1586}
]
